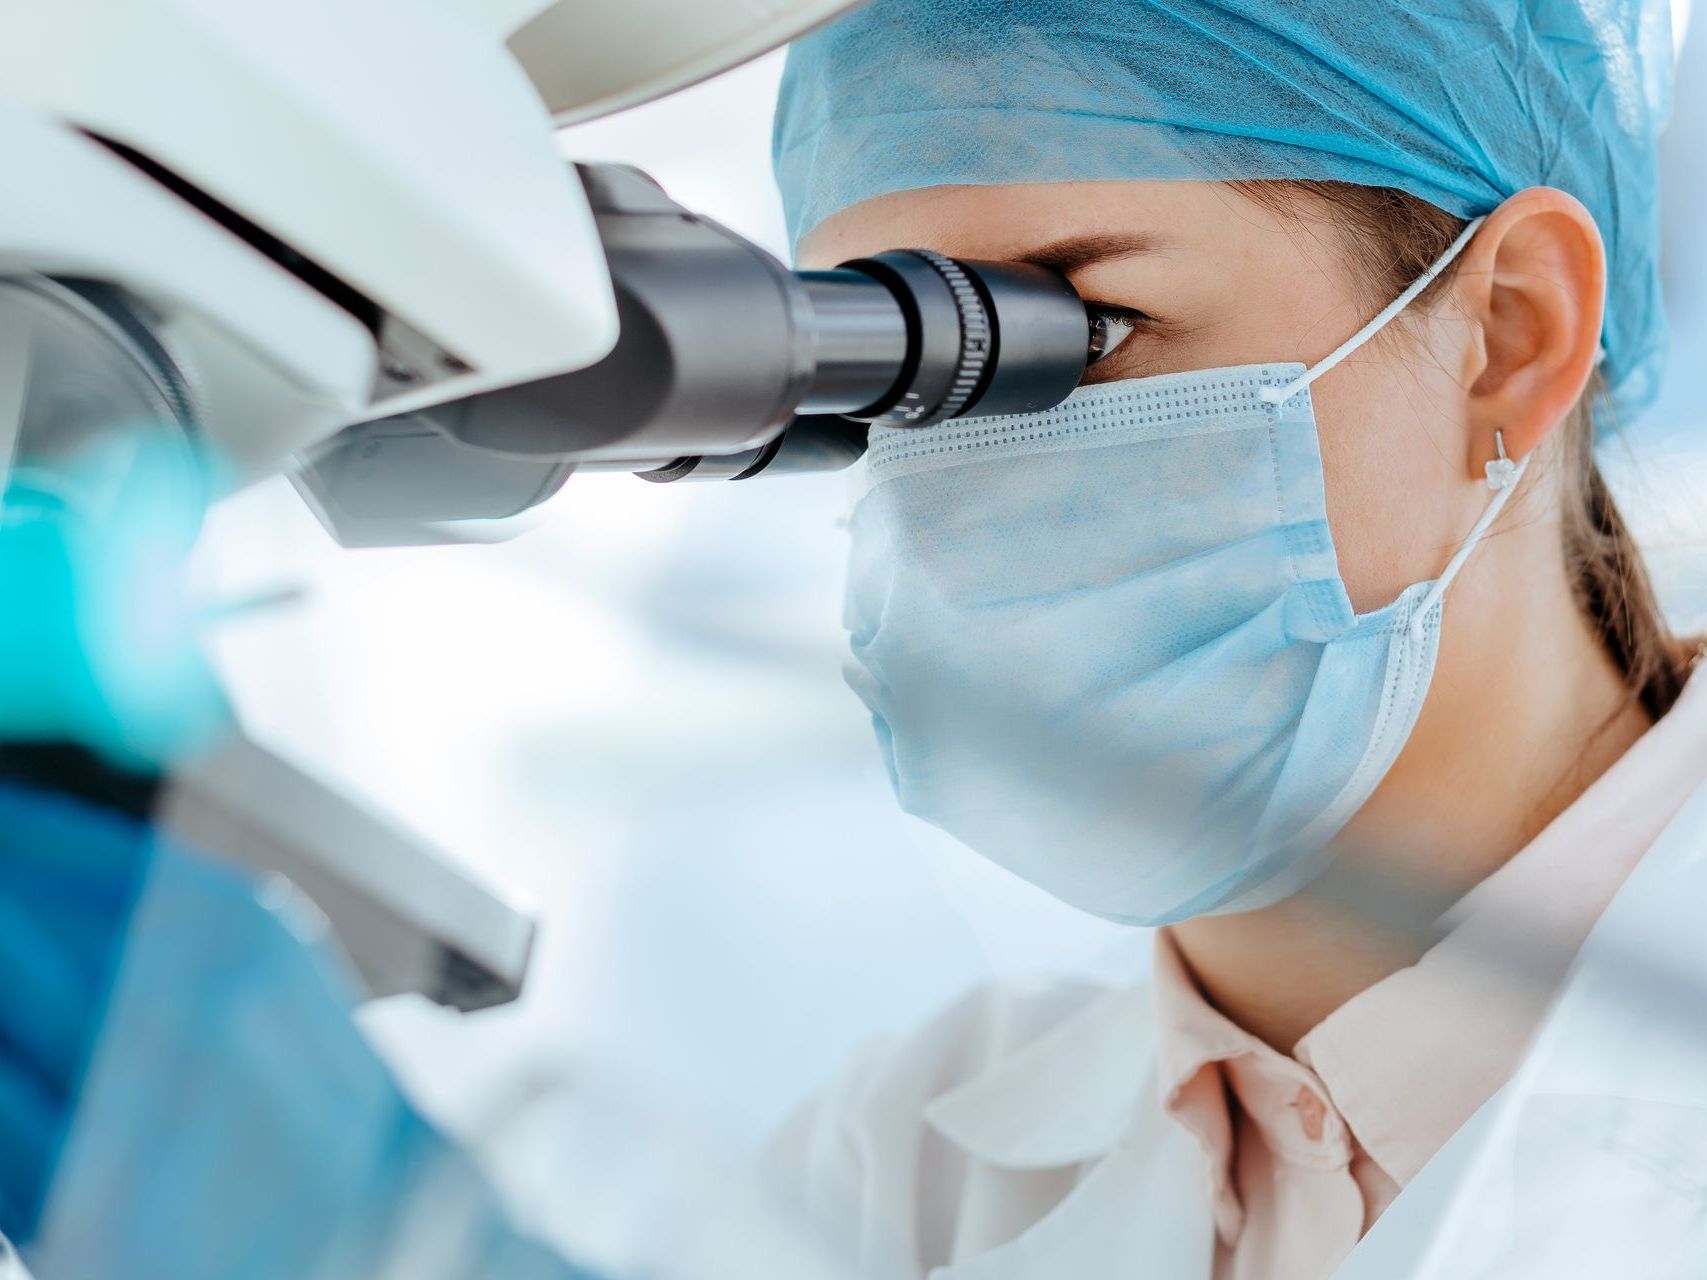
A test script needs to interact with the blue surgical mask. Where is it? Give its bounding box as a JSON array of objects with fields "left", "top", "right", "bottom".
[{"left": 842, "top": 219, "right": 1526, "bottom": 926}]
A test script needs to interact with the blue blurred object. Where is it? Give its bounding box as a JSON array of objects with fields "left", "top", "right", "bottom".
[
  {"left": 3, "top": 798, "right": 595, "bottom": 1280},
  {"left": 0, "top": 784, "right": 154, "bottom": 1240},
  {"left": 0, "top": 432, "right": 229, "bottom": 769},
  {"left": 774, "top": 0, "right": 1674, "bottom": 423},
  {"left": 0, "top": 423, "right": 595, "bottom": 1274}
]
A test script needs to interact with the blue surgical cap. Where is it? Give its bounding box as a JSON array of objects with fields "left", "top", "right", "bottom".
[{"left": 774, "top": 0, "right": 1674, "bottom": 421}]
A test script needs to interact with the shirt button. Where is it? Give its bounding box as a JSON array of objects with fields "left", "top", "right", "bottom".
[{"left": 1294, "top": 1086, "right": 1327, "bottom": 1142}]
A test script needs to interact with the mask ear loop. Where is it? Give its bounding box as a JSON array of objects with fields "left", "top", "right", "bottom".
[
  {"left": 1245, "top": 214, "right": 1521, "bottom": 641},
  {"left": 1409, "top": 434, "right": 1530, "bottom": 639},
  {"left": 1257, "top": 216, "right": 1487, "bottom": 409}
]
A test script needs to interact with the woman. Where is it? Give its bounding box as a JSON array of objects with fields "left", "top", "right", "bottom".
[{"left": 766, "top": 1, "right": 1702, "bottom": 1276}]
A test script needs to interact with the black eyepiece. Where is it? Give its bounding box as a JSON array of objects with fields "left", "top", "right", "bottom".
[
  {"left": 801, "top": 250, "right": 1088, "bottom": 425},
  {"left": 647, "top": 249, "right": 1093, "bottom": 482}
]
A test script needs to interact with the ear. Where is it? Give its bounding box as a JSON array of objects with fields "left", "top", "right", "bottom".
[{"left": 1452, "top": 187, "right": 1605, "bottom": 476}]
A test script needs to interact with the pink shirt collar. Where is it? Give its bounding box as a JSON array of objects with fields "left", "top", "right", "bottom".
[{"left": 1154, "top": 666, "right": 1707, "bottom": 1218}]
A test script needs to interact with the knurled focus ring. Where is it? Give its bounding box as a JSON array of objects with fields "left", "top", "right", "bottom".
[{"left": 907, "top": 249, "right": 990, "bottom": 425}]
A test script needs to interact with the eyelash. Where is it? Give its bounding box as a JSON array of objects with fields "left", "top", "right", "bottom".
[{"left": 1084, "top": 301, "right": 1163, "bottom": 366}]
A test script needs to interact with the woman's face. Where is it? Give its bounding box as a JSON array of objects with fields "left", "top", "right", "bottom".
[{"left": 799, "top": 180, "right": 1492, "bottom": 616}]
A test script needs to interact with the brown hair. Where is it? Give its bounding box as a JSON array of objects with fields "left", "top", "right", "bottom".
[{"left": 1232, "top": 179, "right": 1696, "bottom": 721}]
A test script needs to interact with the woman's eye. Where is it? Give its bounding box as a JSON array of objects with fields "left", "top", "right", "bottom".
[{"left": 1085, "top": 303, "right": 1148, "bottom": 365}]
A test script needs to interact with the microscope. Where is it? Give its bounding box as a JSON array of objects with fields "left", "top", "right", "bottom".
[{"left": 0, "top": 0, "right": 1130, "bottom": 1014}]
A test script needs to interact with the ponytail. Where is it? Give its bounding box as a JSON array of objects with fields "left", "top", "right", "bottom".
[{"left": 1562, "top": 381, "right": 1698, "bottom": 719}]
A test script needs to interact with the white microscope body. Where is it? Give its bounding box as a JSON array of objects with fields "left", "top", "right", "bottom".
[
  {"left": 0, "top": 0, "right": 854, "bottom": 479},
  {"left": 0, "top": 0, "right": 858, "bottom": 1008}
]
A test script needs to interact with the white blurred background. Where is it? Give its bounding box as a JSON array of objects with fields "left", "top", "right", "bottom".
[{"left": 190, "top": 5, "right": 1707, "bottom": 1245}]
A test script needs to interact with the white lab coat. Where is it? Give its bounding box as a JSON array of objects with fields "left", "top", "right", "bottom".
[{"left": 770, "top": 776, "right": 1707, "bottom": 1280}]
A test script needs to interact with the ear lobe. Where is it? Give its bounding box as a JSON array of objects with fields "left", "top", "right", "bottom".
[{"left": 1460, "top": 188, "right": 1605, "bottom": 477}]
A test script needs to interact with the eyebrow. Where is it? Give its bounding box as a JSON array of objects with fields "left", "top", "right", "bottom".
[{"left": 1014, "top": 231, "right": 1172, "bottom": 275}]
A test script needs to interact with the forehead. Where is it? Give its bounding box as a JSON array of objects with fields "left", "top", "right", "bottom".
[{"left": 795, "top": 180, "right": 1306, "bottom": 269}]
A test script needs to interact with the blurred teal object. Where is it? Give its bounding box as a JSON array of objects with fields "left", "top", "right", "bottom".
[
  {"left": 0, "top": 784, "right": 154, "bottom": 1241},
  {"left": 17, "top": 820, "right": 597, "bottom": 1280},
  {"left": 0, "top": 431, "right": 229, "bottom": 768},
  {"left": 774, "top": 0, "right": 1674, "bottom": 424}
]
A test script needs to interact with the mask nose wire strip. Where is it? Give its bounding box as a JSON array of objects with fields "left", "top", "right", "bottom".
[
  {"left": 1408, "top": 451, "right": 1531, "bottom": 640},
  {"left": 1257, "top": 216, "right": 1487, "bottom": 408}
]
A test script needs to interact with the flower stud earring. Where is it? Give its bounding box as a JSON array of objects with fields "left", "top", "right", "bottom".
[{"left": 1485, "top": 430, "right": 1519, "bottom": 491}]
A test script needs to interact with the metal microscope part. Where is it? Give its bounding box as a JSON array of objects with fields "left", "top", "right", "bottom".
[
  {"left": 298, "top": 162, "right": 1097, "bottom": 536},
  {"left": 0, "top": 274, "right": 198, "bottom": 484},
  {"left": 159, "top": 734, "right": 536, "bottom": 1013}
]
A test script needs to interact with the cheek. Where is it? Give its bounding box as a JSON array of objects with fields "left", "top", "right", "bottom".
[{"left": 1310, "top": 357, "right": 1474, "bottom": 614}]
